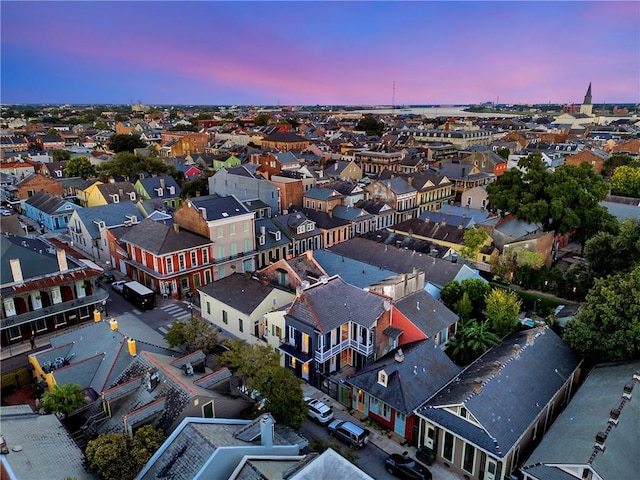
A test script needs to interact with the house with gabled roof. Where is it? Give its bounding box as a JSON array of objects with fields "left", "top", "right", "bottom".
[
  {"left": 78, "top": 349, "right": 254, "bottom": 441},
  {"left": 134, "top": 175, "right": 182, "bottom": 209},
  {"left": 521, "top": 360, "right": 640, "bottom": 480},
  {"left": 437, "top": 162, "right": 495, "bottom": 202},
  {"left": 255, "top": 217, "right": 290, "bottom": 269},
  {"left": 324, "top": 159, "right": 363, "bottom": 181},
  {"left": 347, "top": 341, "right": 461, "bottom": 444},
  {"left": 22, "top": 191, "right": 81, "bottom": 232},
  {"left": 415, "top": 326, "right": 581, "bottom": 480},
  {"left": 564, "top": 148, "right": 608, "bottom": 174},
  {"left": 303, "top": 187, "right": 345, "bottom": 213},
  {"left": 13, "top": 173, "right": 64, "bottom": 202},
  {"left": 410, "top": 171, "right": 454, "bottom": 215},
  {"left": 84, "top": 181, "right": 137, "bottom": 207},
  {"left": 209, "top": 166, "right": 280, "bottom": 214},
  {"left": 120, "top": 218, "right": 214, "bottom": 298},
  {"left": 260, "top": 131, "right": 309, "bottom": 151},
  {"left": 199, "top": 272, "right": 295, "bottom": 350},
  {"left": 354, "top": 199, "right": 396, "bottom": 229},
  {"left": 366, "top": 176, "right": 418, "bottom": 224},
  {"left": 280, "top": 275, "right": 391, "bottom": 386},
  {"left": 289, "top": 205, "right": 352, "bottom": 249},
  {"left": 271, "top": 210, "right": 322, "bottom": 257}
]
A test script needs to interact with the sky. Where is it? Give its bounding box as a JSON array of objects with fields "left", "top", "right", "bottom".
[{"left": 1, "top": 1, "right": 639, "bottom": 106}]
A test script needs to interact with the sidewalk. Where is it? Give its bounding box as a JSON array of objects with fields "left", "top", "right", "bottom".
[{"left": 301, "top": 383, "right": 460, "bottom": 480}]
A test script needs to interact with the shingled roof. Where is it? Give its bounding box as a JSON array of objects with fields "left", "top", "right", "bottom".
[{"left": 120, "top": 218, "right": 211, "bottom": 254}]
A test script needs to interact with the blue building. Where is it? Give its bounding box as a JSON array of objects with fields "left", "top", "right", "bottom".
[{"left": 22, "top": 191, "right": 81, "bottom": 232}]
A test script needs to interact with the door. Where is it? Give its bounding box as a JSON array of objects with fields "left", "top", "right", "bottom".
[
  {"left": 425, "top": 426, "right": 435, "bottom": 449},
  {"left": 485, "top": 458, "right": 497, "bottom": 480},
  {"left": 394, "top": 411, "right": 406, "bottom": 436}
]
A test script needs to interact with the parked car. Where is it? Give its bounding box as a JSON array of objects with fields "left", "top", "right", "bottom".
[
  {"left": 1, "top": 208, "right": 12, "bottom": 216},
  {"left": 303, "top": 396, "right": 334, "bottom": 424},
  {"left": 327, "top": 419, "right": 370, "bottom": 449},
  {"left": 385, "top": 454, "right": 432, "bottom": 480},
  {"left": 98, "top": 272, "right": 116, "bottom": 284},
  {"left": 111, "top": 280, "right": 127, "bottom": 293}
]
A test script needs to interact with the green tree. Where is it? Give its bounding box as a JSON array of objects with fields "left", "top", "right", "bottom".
[
  {"left": 356, "top": 115, "right": 384, "bottom": 136},
  {"left": 108, "top": 133, "right": 147, "bottom": 153},
  {"left": 496, "top": 147, "right": 510, "bottom": 160},
  {"left": 51, "top": 149, "right": 71, "bottom": 161},
  {"left": 584, "top": 218, "right": 640, "bottom": 279},
  {"left": 447, "top": 320, "right": 500, "bottom": 365},
  {"left": 460, "top": 227, "right": 489, "bottom": 260},
  {"left": 492, "top": 247, "right": 545, "bottom": 281},
  {"left": 487, "top": 154, "right": 611, "bottom": 248},
  {"left": 440, "top": 278, "right": 489, "bottom": 319},
  {"left": 46, "top": 127, "right": 59, "bottom": 135},
  {"left": 251, "top": 365, "right": 307, "bottom": 430},
  {"left": 564, "top": 266, "right": 640, "bottom": 363},
  {"left": 164, "top": 317, "right": 218, "bottom": 354},
  {"left": 65, "top": 156, "right": 95, "bottom": 179},
  {"left": 40, "top": 383, "right": 86, "bottom": 417},
  {"left": 611, "top": 164, "right": 640, "bottom": 197},
  {"left": 180, "top": 174, "right": 211, "bottom": 199},
  {"left": 219, "top": 340, "right": 281, "bottom": 378},
  {"left": 96, "top": 152, "right": 179, "bottom": 182},
  {"left": 454, "top": 291, "right": 473, "bottom": 322},
  {"left": 485, "top": 288, "right": 522, "bottom": 339},
  {"left": 254, "top": 113, "right": 271, "bottom": 126},
  {"left": 85, "top": 426, "right": 164, "bottom": 480},
  {"left": 603, "top": 154, "right": 634, "bottom": 177}
]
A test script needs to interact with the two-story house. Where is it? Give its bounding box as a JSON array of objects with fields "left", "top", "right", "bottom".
[
  {"left": 209, "top": 166, "right": 280, "bottom": 214},
  {"left": 303, "top": 187, "right": 345, "bottom": 213},
  {"left": 120, "top": 218, "right": 215, "bottom": 298},
  {"left": 271, "top": 211, "right": 322, "bottom": 257},
  {"left": 366, "top": 177, "right": 418, "bottom": 224},
  {"left": 280, "top": 275, "right": 391, "bottom": 386},
  {"left": 13, "top": 173, "right": 63, "bottom": 202},
  {"left": 254, "top": 218, "right": 290, "bottom": 269},
  {"left": 173, "top": 196, "right": 257, "bottom": 279},
  {"left": 22, "top": 191, "right": 81, "bottom": 232},
  {"left": 410, "top": 172, "right": 454, "bottom": 215},
  {"left": 83, "top": 181, "right": 138, "bottom": 207},
  {"left": 134, "top": 175, "right": 182, "bottom": 209},
  {"left": 1, "top": 235, "right": 107, "bottom": 348}
]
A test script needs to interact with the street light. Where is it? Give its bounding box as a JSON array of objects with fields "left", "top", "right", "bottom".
[{"left": 188, "top": 302, "right": 193, "bottom": 321}]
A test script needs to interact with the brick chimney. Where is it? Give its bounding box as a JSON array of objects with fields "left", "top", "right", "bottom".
[
  {"left": 9, "top": 258, "right": 23, "bottom": 283},
  {"left": 472, "top": 377, "right": 483, "bottom": 394},
  {"left": 56, "top": 249, "right": 68, "bottom": 272}
]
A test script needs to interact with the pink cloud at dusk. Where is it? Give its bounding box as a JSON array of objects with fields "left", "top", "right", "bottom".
[{"left": 1, "top": 1, "right": 638, "bottom": 105}]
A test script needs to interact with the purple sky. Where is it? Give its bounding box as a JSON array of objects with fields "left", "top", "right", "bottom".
[{"left": 2, "top": 1, "right": 638, "bottom": 106}]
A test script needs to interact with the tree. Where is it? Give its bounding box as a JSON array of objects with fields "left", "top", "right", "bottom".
[
  {"left": 254, "top": 114, "right": 271, "bottom": 126},
  {"left": 40, "top": 383, "right": 86, "bottom": 417},
  {"left": 85, "top": 426, "right": 164, "bottom": 480},
  {"left": 485, "top": 288, "right": 522, "bottom": 339},
  {"left": 51, "top": 149, "right": 71, "bottom": 161},
  {"left": 460, "top": 227, "right": 489, "bottom": 260},
  {"left": 564, "top": 266, "right": 640, "bottom": 363},
  {"left": 180, "top": 174, "right": 211, "bottom": 199},
  {"left": 65, "top": 156, "right": 95, "bottom": 179},
  {"left": 96, "top": 152, "right": 179, "bottom": 182},
  {"left": 611, "top": 164, "right": 640, "bottom": 198},
  {"left": 251, "top": 365, "right": 307, "bottom": 430},
  {"left": 584, "top": 218, "right": 640, "bottom": 279},
  {"left": 492, "top": 247, "right": 545, "bottom": 281},
  {"left": 439, "top": 278, "right": 489, "bottom": 320},
  {"left": 496, "top": 147, "right": 510, "bottom": 160},
  {"left": 356, "top": 115, "right": 384, "bottom": 136},
  {"left": 487, "top": 154, "right": 611, "bottom": 247},
  {"left": 219, "top": 339, "right": 280, "bottom": 378},
  {"left": 454, "top": 291, "right": 473, "bottom": 322},
  {"left": 46, "top": 127, "right": 59, "bottom": 135},
  {"left": 108, "top": 133, "right": 147, "bottom": 153},
  {"left": 164, "top": 316, "right": 218, "bottom": 354},
  {"left": 447, "top": 320, "right": 500, "bottom": 365},
  {"left": 603, "top": 154, "right": 634, "bottom": 177}
]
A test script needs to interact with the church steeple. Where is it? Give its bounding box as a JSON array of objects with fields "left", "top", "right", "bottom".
[{"left": 580, "top": 82, "right": 593, "bottom": 116}]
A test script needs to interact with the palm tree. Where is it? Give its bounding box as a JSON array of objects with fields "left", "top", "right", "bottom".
[
  {"left": 448, "top": 320, "right": 500, "bottom": 365},
  {"left": 40, "top": 383, "right": 86, "bottom": 417}
]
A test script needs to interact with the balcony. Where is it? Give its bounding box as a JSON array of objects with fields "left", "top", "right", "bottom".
[
  {"left": 1, "top": 289, "right": 110, "bottom": 329},
  {"left": 315, "top": 338, "right": 375, "bottom": 363}
]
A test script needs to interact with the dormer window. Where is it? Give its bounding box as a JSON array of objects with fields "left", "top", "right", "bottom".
[
  {"left": 168, "top": 185, "right": 175, "bottom": 195},
  {"left": 110, "top": 193, "right": 119, "bottom": 203},
  {"left": 128, "top": 192, "right": 136, "bottom": 201},
  {"left": 259, "top": 234, "right": 266, "bottom": 246},
  {"left": 377, "top": 370, "right": 388, "bottom": 387},
  {"left": 156, "top": 187, "right": 164, "bottom": 197},
  {"left": 55, "top": 170, "right": 63, "bottom": 177},
  {"left": 275, "top": 231, "right": 281, "bottom": 241},
  {"left": 306, "top": 223, "right": 315, "bottom": 232},
  {"left": 297, "top": 226, "right": 305, "bottom": 235}
]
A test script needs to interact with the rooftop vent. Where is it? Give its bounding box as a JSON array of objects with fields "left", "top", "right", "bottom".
[
  {"left": 594, "top": 431, "right": 606, "bottom": 451},
  {"left": 623, "top": 382, "right": 634, "bottom": 400},
  {"left": 394, "top": 349, "right": 404, "bottom": 363},
  {"left": 609, "top": 408, "right": 621, "bottom": 426}
]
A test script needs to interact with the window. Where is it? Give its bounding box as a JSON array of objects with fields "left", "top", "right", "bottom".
[
  {"left": 230, "top": 224, "right": 235, "bottom": 235},
  {"left": 222, "top": 310, "right": 228, "bottom": 324},
  {"left": 55, "top": 315, "right": 67, "bottom": 327},
  {"left": 238, "top": 318, "right": 243, "bottom": 332},
  {"left": 460, "top": 407, "right": 468, "bottom": 418},
  {"left": 243, "top": 220, "right": 249, "bottom": 232},
  {"left": 191, "top": 251, "right": 197, "bottom": 266},
  {"left": 244, "top": 238, "right": 250, "bottom": 252},
  {"left": 8, "top": 326, "right": 21, "bottom": 340},
  {"left": 167, "top": 257, "right": 174, "bottom": 273},
  {"left": 443, "top": 432, "right": 454, "bottom": 462},
  {"left": 206, "top": 302, "right": 211, "bottom": 315},
  {"left": 463, "top": 443, "right": 475, "bottom": 474},
  {"left": 205, "top": 269, "right": 212, "bottom": 284},
  {"left": 306, "top": 223, "right": 314, "bottom": 232},
  {"left": 202, "top": 248, "right": 209, "bottom": 264},
  {"left": 179, "top": 254, "right": 186, "bottom": 271},
  {"left": 3, "top": 298, "right": 16, "bottom": 317},
  {"left": 230, "top": 242, "right": 237, "bottom": 256},
  {"left": 216, "top": 226, "right": 223, "bottom": 238},
  {"left": 382, "top": 402, "right": 391, "bottom": 420},
  {"left": 35, "top": 318, "right": 47, "bottom": 332},
  {"left": 217, "top": 246, "right": 225, "bottom": 259}
]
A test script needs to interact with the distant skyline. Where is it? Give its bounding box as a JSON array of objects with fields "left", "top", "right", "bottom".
[{"left": 1, "top": 1, "right": 639, "bottom": 106}]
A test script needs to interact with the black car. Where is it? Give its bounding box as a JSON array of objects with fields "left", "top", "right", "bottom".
[
  {"left": 385, "top": 454, "right": 432, "bottom": 480},
  {"left": 98, "top": 272, "right": 116, "bottom": 283}
]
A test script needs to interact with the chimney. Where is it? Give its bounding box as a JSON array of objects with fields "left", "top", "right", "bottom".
[
  {"left": 594, "top": 431, "right": 606, "bottom": 451},
  {"left": 260, "top": 414, "right": 274, "bottom": 448},
  {"left": 512, "top": 343, "right": 521, "bottom": 358},
  {"left": 608, "top": 408, "right": 621, "bottom": 426},
  {"left": 623, "top": 382, "right": 634, "bottom": 400},
  {"left": 492, "top": 361, "right": 501, "bottom": 374},
  {"left": 260, "top": 225, "right": 266, "bottom": 235},
  {"left": 128, "top": 338, "right": 137, "bottom": 357},
  {"left": 9, "top": 258, "right": 23, "bottom": 283},
  {"left": 160, "top": 178, "right": 165, "bottom": 188},
  {"left": 119, "top": 188, "right": 124, "bottom": 198},
  {"left": 56, "top": 249, "right": 68, "bottom": 272},
  {"left": 395, "top": 348, "right": 404, "bottom": 363},
  {"left": 526, "top": 330, "right": 536, "bottom": 345},
  {"left": 199, "top": 207, "right": 207, "bottom": 220},
  {"left": 173, "top": 223, "right": 179, "bottom": 233},
  {"left": 472, "top": 377, "right": 483, "bottom": 394}
]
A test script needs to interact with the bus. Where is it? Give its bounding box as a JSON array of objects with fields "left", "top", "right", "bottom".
[{"left": 121, "top": 281, "right": 156, "bottom": 310}]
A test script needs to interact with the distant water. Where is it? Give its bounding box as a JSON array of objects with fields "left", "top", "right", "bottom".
[{"left": 348, "top": 106, "right": 519, "bottom": 118}]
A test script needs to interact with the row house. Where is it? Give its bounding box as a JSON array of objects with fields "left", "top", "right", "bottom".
[
  {"left": 1, "top": 235, "right": 108, "bottom": 348},
  {"left": 33, "top": 133, "right": 65, "bottom": 151},
  {"left": 325, "top": 181, "right": 367, "bottom": 207},
  {"left": 160, "top": 131, "right": 209, "bottom": 156},
  {"left": 437, "top": 163, "right": 496, "bottom": 203},
  {"left": 323, "top": 160, "right": 363, "bottom": 181},
  {"left": 198, "top": 273, "right": 295, "bottom": 346},
  {"left": 407, "top": 128, "right": 495, "bottom": 149},
  {"left": 331, "top": 205, "right": 376, "bottom": 236},
  {"left": 68, "top": 202, "right": 141, "bottom": 265},
  {"left": 366, "top": 177, "right": 418, "bottom": 224},
  {"left": 254, "top": 218, "right": 289, "bottom": 269},
  {"left": 271, "top": 211, "right": 322, "bottom": 257},
  {"left": 260, "top": 131, "right": 310, "bottom": 151},
  {"left": 415, "top": 327, "right": 581, "bottom": 480},
  {"left": 354, "top": 199, "right": 396, "bottom": 230},
  {"left": 279, "top": 275, "right": 391, "bottom": 386},
  {"left": 289, "top": 206, "right": 353, "bottom": 249},
  {"left": 0, "top": 135, "right": 29, "bottom": 158},
  {"left": 80, "top": 181, "right": 138, "bottom": 207},
  {"left": 303, "top": 187, "right": 345, "bottom": 213},
  {"left": 13, "top": 173, "right": 64, "bottom": 201},
  {"left": 134, "top": 175, "right": 182, "bottom": 210},
  {"left": 460, "top": 149, "right": 508, "bottom": 176},
  {"left": 269, "top": 174, "right": 306, "bottom": 213},
  {"left": 410, "top": 172, "right": 454, "bottom": 215},
  {"left": 120, "top": 218, "right": 214, "bottom": 298},
  {"left": 174, "top": 196, "right": 258, "bottom": 279},
  {"left": 355, "top": 149, "right": 405, "bottom": 177}
]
